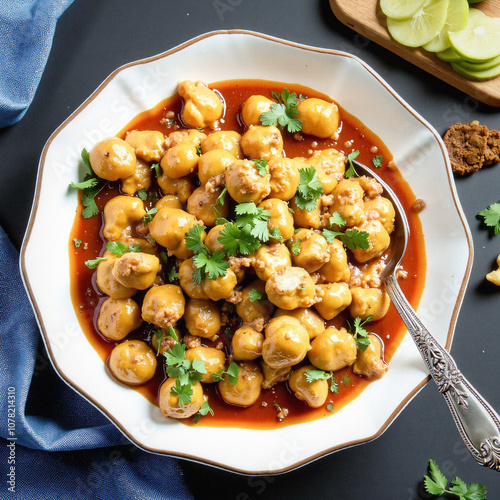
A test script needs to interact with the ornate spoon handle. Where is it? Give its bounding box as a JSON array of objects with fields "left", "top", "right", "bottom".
[{"left": 384, "top": 274, "right": 500, "bottom": 471}]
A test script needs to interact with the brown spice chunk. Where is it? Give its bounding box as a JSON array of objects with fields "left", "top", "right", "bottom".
[
  {"left": 443, "top": 121, "right": 489, "bottom": 175},
  {"left": 485, "top": 129, "right": 500, "bottom": 166}
]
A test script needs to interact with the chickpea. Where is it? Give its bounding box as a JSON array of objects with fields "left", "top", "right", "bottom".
[
  {"left": 262, "top": 315, "right": 310, "bottom": 369},
  {"left": 155, "top": 194, "right": 183, "bottom": 210},
  {"left": 316, "top": 238, "right": 350, "bottom": 283},
  {"left": 241, "top": 95, "right": 273, "bottom": 126},
  {"left": 186, "top": 185, "right": 228, "bottom": 226},
  {"left": 241, "top": 125, "right": 283, "bottom": 161},
  {"left": 297, "top": 98, "right": 340, "bottom": 139},
  {"left": 267, "top": 157, "right": 301, "bottom": 201},
  {"left": 112, "top": 252, "right": 161, "bottom": 290},
  {"left": 178, "top": 80, "right": 223, "bottom": 128},
  {"left": 108, "top": 340, "right": 157, "bottom": 385},
  {"left": 289, "top": 365, "right": 329, "bottom": 408},
  {"left": 178, "top": 258, "right": 210, "bottom": 300},
  {"left": 96, "top": 252, "right": 137, "bottom": 299},
  {"left": 89, "top": 137, "right": 136, "bottom": 181},
  {"left": 148, "top": 208, "right": 203, "bottom": 260},
  {"left": 364, "top": 196, "right": 395, "bottom": 234},
  {"left": 232, "top": 324, "right": 264, "bottom": 361},
  {"left": 349, "top": 287, "right": 390, "bottom": 321},
  {"left": 261, "top": 361, "right": 291, "bottom": 389},
  {"left": 121, "top": 158, "right": 153, "bottom": 195},
  {"left": 165, "top": 128, "right": 207, "bottom": 149},
  {"left": 201, "top": 131, "right": 243, "bottom": 159},
  {"left": 160, "top": 142, "right": 199, "bottom": 179},
  {"left": 157, "top": 174, "right": 194, "bottom": 204},
  {"left": 159, "top": 377, "right": 204, "bottom": 418},
  {"left": 252, "top": 243, "right": 291, "bottom": 281},
  {"left": 185, "top": 347, "right": 225, "bottom": 383},
  {"left": 97, "top": 297, "right": 142, "bottom": 341},
  {"left": 125, "top": 129, "right": 165, "bottom": 162},
  {"left": 289, "top": 229, "right": 330, "bottom": 273},
  {"left": 289, "top": 197, "right": 321, "bottom": 230},
  {"left": 236, "top": 280, "right": 274, "bottom": 325},
  {"left": 275, "top": 307, "right": 325, "bottom": 340},
  {"left": 141, "top": 284, "right": 185, "bottom": 329},
  {"left": 265, "top": 266, "right": 317, "bottom": 310},
  {"left": 258, "top": 198, "right": 295, "bottom": 241},
  {"left": 225, "top": 159, "right": 271, "bottom": 204},
  {"left": 198, "top": 148, "right": 236, "bottom": 184},
  {"left": 204, "top": 224, "right": 225, "bottom": 253},
  {"left": 351, "top": 220, "right": 390, "bottom": 263},
  {"left": 103, "top": 195, "right": 146, "bottom": 242},
  {"left": 314, "top": 282, "right": 352, "bottom": 321},
  {"left": 330, "top": 179, "right": 366, "bottom": 227},
  {"left": 308, "top": 327, "right": 357, "bottom": 372},
  {"left": 218, "top": 361, "right": 263, "bottom": 407},
  {"left": 353, "top": 334, "right": 388, "bottom": 379},
  {"left": 184, "top": 299, "right": 221, "bottom": 338},
  {"left": 202, "top": 268, "right": 237, "bottom": 301}
]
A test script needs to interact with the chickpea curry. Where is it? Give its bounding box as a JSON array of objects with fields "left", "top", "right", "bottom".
[{"left": 69, "top": 79, "right": 426, "bottom": 428}]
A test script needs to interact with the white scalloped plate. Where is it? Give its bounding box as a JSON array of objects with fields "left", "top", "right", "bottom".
[{"left": 20, "top": 30, "right": 473, "bottom": 474}]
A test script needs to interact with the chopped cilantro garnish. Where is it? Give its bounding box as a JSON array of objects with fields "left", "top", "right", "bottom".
[
  {"left": 294, "top": 166, "right": 323, "bottom": 210},
  {"left": 322, "top": 228, "right": 370, "bottom": 251},
  {"left": 84, "top": 257, "right": 107, "bottom": 269},
  {"left": 73, "top": 238, "right": 82, "bottom": 248},
  {"left": 344, "top": 150, "right": 360, "bottom": 178},
  {"left": 192, "top": 251, "right": 230, "bottom": 281},
  {"left": 260, "top": 89, "right": 302, "bottom": 133},
  {"left": 304, "top": 369, "right": 338, "bottom": 393},
  {"left": 253, "top": 158, "right": 268, "bottom": 176},
  {"left": 478, "top": 202, "right": 500, "bottom": 235},
  {"left": 211, "top": 362, "right": 239, "bottom": 385},
  {"left": 106, "top": 241, "right": 141, "bottom": 257},
  {"left": 248, "top": 288, "right": 264, "bottom": 302},
  {"left": 347, "top": 315, "right": 373, "bottom": 351},
  {"left": 142, "top": 207, "right": 158, "bottom": 224},
  {"left": 372, "top": 154, "right": 383, "bottom": 168}
]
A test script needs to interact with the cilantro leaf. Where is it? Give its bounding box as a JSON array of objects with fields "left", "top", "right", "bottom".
[
  {"left": 295, "top": 166, "right": 323, "bottom": 210},
  {"left": 84, "top": 257, "right": 107, "bottom": 269},
  {"left": 423, "top": 460, "right": 487, "bottom": 500},
  {"left": 218, "top": 222, "right": 260, "bottom": 256},
  {"left": 70, "top": 177, "right": 99, "bottom": 191},
  {"left": 260, "top": 89, "right": 302, "bottom": 133},
  {"left": 478, "top": 202, "right": 500, "bottom": 235},
  {"left": 291, "top": 238, "right": 301, "bottom": 256},
  {"left": 212, "top": 362, "right": 239, "bottom": 385},
  {"left": 171, "top": 379, "right": 193, "bottom": 407},
  {"left": 248, "top": 288, "right": 264, "bottom": 302},
  {"left": 372, "top": 154, "right": 383, "bottom": 168},
  {"left": 253, "top": 158, "right": 268, "bottom": 177},
  {"left": 322, "top": 228, "right": 370, "bottom": 251},
  {"left": 193, "top": 250, "right": 230, "bottom": 281},
  {"left": 106, "top": 241, "right": 142, "bottom": 257},
  {"left": 347, "top": 315, "right": 373, "bottom": 351},
  {"left": 185, "top": 224, "right": 208, "bottom": 255},
  {"left": 345, "top": 150, "right": 360, "bottom": 178},
  {"left": 73, "top": 238, "right": 82, "bottom": 248},
  {"left": 142, "top": 207, "right": 158, "bottom": 224},
  {"left": 329, "top": 212, "right": 346, "bottom": 228}
]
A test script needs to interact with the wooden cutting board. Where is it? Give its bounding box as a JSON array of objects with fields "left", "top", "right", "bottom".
[{"left": 329, "top": 0, "right": 500, "bottom": 107}]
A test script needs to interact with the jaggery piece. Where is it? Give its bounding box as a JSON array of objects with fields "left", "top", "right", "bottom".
[
  {"left": 443, "top": 120, "right": 489, "bottom": 175},
  {"left": 485, "top": 129, "right": 500, "bottom": 166}
]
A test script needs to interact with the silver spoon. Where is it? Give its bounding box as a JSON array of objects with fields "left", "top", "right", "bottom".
[{"left": 353, "top": 159, "right": 500, "bottom": 472}]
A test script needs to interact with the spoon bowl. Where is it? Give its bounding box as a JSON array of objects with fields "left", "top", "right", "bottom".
[{"left": 353, "top": 159, "right": 500, "bottom": 472}]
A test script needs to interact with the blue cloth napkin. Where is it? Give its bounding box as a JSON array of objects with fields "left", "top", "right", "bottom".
[
  {"left": 0, "top": 0, "right": 74, "bottom": 127},
  {"left": 0, "top": 226, "right": 194, "bottom": 499}
]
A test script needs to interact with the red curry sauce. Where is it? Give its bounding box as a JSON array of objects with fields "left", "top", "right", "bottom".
[{"left": 69, "top": 80, "right": 426, "bottom": 429}]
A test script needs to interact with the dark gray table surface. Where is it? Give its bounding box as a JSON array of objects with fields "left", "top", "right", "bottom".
[{"left": 1, "top": 0, "right": 499, "bottom": 498}]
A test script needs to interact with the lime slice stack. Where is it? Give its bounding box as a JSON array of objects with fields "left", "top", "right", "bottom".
[{"left": 380, "top": 0, "right": 500, "bottom": 81}]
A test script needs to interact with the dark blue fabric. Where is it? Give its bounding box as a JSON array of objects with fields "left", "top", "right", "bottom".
[
  {"left": 0, "top": 226, "right": 194, "bottom": 499},
  {"left": 0, "top": 0, "right": 74, "bottom": 127}
]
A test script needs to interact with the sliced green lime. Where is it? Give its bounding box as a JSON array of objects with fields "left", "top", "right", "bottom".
[
  {"left": 387, "top": 0, "right": 450, "bottom": 48},
  {"left": 455, "top": 54, "right": 500, "bottom": 71},
  {"left": 423, "top": 0, "right": 469, "bottom": 52},
  {"left": 436, "top": 47, "right": 463, "bottom": 62},
  {"left": 452, "top": 60, "right": 500, "bottom": 80},
  {"left": 380, "top": 0, "right": 427, "bottom": 21},
  {"left": 449, "top": 8, "right": 500, "bottom": 62}
]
